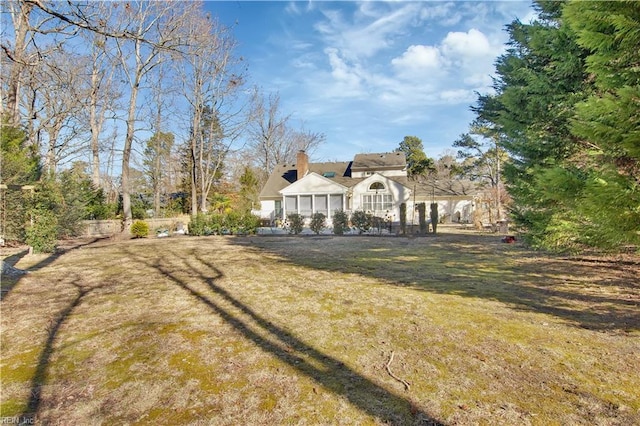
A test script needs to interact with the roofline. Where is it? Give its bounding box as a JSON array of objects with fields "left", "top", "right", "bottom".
[
  {"left": 278, "top": 171, "right": 349, "bottom": 195},
  {"left": 351, "top": 165, "right": 406, "bottom": 171}
]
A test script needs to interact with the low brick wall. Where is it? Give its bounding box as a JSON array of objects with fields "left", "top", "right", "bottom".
[{"left": 82, "top": 216, "right": 191, "bottom": 237}]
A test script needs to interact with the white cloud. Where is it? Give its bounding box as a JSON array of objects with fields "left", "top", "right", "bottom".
[
  {"left": 285, "top": 1, "right": 301, "bottom": 15},
  {"left": 442, "top": 28, "right": 492, "bottom": 59},
  {"left": 321, "top": 47, "right": 365, "bottom": 98},
  {"left": 418, "top": 2, "right": 460, "bottom": 26},
  {"left": 388, "top": 27, "right": 503, "bottom": 96},
  {"left": 285, "top": 0, "right": 315, "bottom": 16},
  {"left": 439, "top": 89, "right": 475, "bottom": 104},
  {"left": 291, "top": 56, "right": 317, "bottom": 70},
  {"left": 278, "top": 0, "right": 535, "bottom": 155},
  {"left": 391, "top": 44, "right": 445, "bottom": 79},
  {"left": 315, "top": 2, "right": 422, "bottom": 60}
]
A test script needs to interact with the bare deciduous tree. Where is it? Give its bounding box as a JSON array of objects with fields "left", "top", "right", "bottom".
[
  {"left": 113, "top": 1, "right": 193, "bottom": 229},
  {"left": 248, "top": 88, "right": 325, "bottom": 179},
  {"left": 81, "top": 12, "right": 120, "bottom": 189},
  {"left": 2, "top": 0, "right": 74, "bottom": 128},
  {"left": 177, "top": 9, "right": 248, "bottom": 215},
  {"left": 2, "top": 0, "right": 34, "bottom": 125}
]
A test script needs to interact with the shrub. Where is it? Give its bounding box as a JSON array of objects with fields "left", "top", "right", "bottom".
[
  {"left": 371, "top": 216, "right": 385, "bottom": 234},
  {"left": 239, "top": 213, "right": 261, "bottom": 235},
  {"left": 430, "top": 203, "right": 439, "bottom": 234},
  {"left": 208, "top": 213, "right": 225, "bottom": 235},
  {"left": 287, "top": 213, "right": 304, "bottom": 235},
  {"left": 187, "top": 211, "right": 261, "bottom": 236},
  {"left": 130, "top": 220, "right": 149, "bottom": 238},
  {"left": 25, "top": 208, "right": 58, "bottom": 253},
  {"left": 188, "top": 214, "right": 208, "bottom": 236},
  {"left": 309, "top": 212, "right": 326, "bottom": 235},
  {"left": 400, "top": 203, "right": 407, "bottom": 235},
  {"left": 351, "top": 210, "right": 372, "bottom": 234},
  {"left": 332, "top": 210, "right": 349, "bottom": 235},
  {"left": 417, "top": 203, "right": 427, "bottom": 234}
]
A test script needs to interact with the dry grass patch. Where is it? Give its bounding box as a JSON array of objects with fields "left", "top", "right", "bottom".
[{"left": 1, "top": 232, "right": 638, "bottom": 425}]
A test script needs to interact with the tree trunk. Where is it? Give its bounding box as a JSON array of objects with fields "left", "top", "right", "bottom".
[
  {"left": 6, "top": 2, "right": 32, "bottom": 125},
  {"left": 121, "top": 70, "right": 140, "bottom": 232},
  {"left": 89, "top": 65, "right": 102, "bottom": 188},
  {"left": 190, "top": 140, "right": 198, "bottom": 216},
  {"left": 154, "top": 150, "right": 161, "bottom": 216}
]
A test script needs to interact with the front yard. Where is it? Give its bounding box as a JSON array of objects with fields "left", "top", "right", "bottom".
[{"left": 1, "top": 231, "right": 638, "bottom": 424}]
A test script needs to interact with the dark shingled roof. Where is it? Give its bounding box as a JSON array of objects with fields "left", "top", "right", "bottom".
[
  {"left": 259, "top": 161, "right": 355, "bottom": 199},
  {"left": 352, "top": 152, "right": 406, "bottom": 170}
]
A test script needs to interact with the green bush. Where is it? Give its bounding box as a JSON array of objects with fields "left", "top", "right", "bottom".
[
  {"left": 132, "top": 196, "right": 152, "bottom": 219},
  {"left": 225, "top": 210, "right": 243, "bottom": 234},
  {"left": 287, "top": 213, "right": 304, "bottom": 235},
  {"left": 188, "top": 214, "right": 208, "bottom": 236},
  {"left": 25, "top": 208, "right": 58, "bottom": 253},
  {"left": 187, "top": 211, "right": 261, "bottom": 236},
  {"left": 332, "top": 210, "right": 349, "bottom": 235},
  {"left": 130, "top": 220, "right": 149, "bottom": 238},
  {"left": 417, "top": 203, "right": 427, "bottom": 234},
  {"left": 430, "top": 203, "right": 439, "bottom": 234},
  {"left": 239, "top": 213, "right": 261, "bottom": 235},
  {"left": 351, "top": 210, "right": 372, "bottom": 234},
  {"left": 310, "top": 212, "right": 326, "bottom": 235}
]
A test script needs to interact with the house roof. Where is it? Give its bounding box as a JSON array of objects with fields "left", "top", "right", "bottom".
[
  {"left": 259, "top": 151, "right": 478, "bottom": 200},
  {"left": 352, "top": 152, "right": 406, "bottom": 170},
  {"left": 411, "top": 179, "right": 480, "bottom": 198},
  {"left": 259, "top": 161, "right": 355, "bottom": 199}
]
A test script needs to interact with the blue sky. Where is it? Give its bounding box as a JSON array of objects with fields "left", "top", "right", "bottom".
[{"left": 207, "top": 1, "right": 536, "bottom": 161}]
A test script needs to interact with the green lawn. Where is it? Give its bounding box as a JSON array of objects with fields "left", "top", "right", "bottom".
[{"left": 1, "top": 231, "right": 638, "bottom": 425}]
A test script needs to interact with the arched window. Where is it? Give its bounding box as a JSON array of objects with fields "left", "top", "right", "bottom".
[{"left": 363, "top": 181, "right": 392, "bottom": 211}]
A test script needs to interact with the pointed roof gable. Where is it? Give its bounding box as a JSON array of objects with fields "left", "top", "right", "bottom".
[
  {"left": 259, "top": 161, "right": 353, "bottom": 199},
  {"left": 280, "top": 172, "right": 348, "bottom": 195}
]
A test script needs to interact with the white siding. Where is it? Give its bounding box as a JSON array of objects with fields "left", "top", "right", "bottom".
[
  {"left": 350, "top": 175, "right": 411, "bottom": 221},
  {"left": 352, "top": 169, "right": 406, "bottom": 178}
]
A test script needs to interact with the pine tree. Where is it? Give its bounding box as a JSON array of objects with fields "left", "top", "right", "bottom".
[
  {"left": 395, "top": 136, "right": 434, "bottom": 179},
  {"left": 471, "top": 0, "right": 591, "bottom": 250},
  {"left": 562, "top": 1, "right": 640, "bottom": 249},
  {"left": 0, "top": 118, "right": 41, "bottom": 241}
]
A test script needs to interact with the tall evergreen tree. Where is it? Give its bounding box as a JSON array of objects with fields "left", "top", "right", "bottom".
[
  {"left": 562, "top": 1, "right": 640, "bottom": 249},
  {"left": 471, "top": 0, "right": 591, "bottom": 250},
  {"left": 395, "top": 136, "right": 434, "bottom": 179},
  {"left": 472, "top": 0, "right": 639, "bottom": 250},
  {"left": 0, "top": 118, "right": 41, "bottom": 241},
  {"left": 143, "top": 131, "right": 175, "bottom": 217},
  {"left": 238, "top": 166, "right": 260, "bottom": 213}
]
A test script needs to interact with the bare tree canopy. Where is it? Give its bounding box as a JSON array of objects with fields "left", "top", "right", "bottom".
[
  {"left": 176, "top": 9, "right": 249, "bottom": 215},
  {"left": 248, "top": 88, "right": 325, "bottom": 178}
]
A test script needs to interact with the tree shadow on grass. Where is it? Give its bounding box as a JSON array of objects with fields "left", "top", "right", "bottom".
[
  {"left": 1, "top": 238, "right": 110, "bottom": 301},
  {"left": 127, "top": 247, "right": 444, "bottom": 425},
  {"left": 230, "top": 234, "right": 640, "bottom": 332},
  {"left": 0, "top": 238, "right": 112, "bottom": 421},
  {"left": 18, "top": 277, "right": 107, "bottom": 423}
]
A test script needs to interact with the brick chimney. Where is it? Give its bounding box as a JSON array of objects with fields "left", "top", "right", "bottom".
[{"left": 296, "top": 150, "right": 309, "bottom": 179}]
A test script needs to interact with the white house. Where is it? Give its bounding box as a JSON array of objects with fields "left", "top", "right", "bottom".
[{"left": 257, "top": 151, "right": 477, "bottom": 228}]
